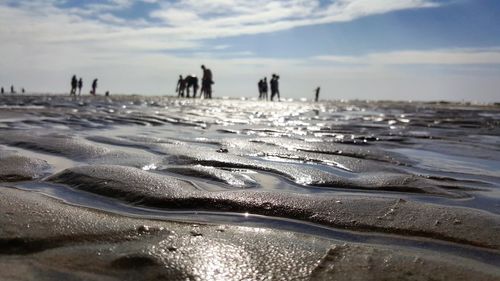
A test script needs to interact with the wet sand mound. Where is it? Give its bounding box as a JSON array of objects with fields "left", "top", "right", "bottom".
[
  {"left": 0, "top": 132, "right": 110, "bottom": 160},
  {"left": 247, "top": 137, "right": 411, "bottom": 165},
  {"left": 0, "top": 132, "right": 160, "bottom": 169},
  {"left": 148, "top": 141, "right": 472, "bottom": 197},
  {"left": 47, "top": 165, "right": 500, "bottom": 249},
  {"left": 0, "top": 150, "right": 50, "bottom": 182},
  {"left": 310, "top": 244, "right": 499, "bottom": 281},
  {"left": 82, "top": 134, "right": 476, "bottom": 197},
  {"left": 164, "top": 165, "right": 256, "bottom": 189},
  {"left": 0, "top": 187, "right": 325, "bottom": 280},
  {"left": 1, "top": 187, "right": 499, "bottom": 281}
]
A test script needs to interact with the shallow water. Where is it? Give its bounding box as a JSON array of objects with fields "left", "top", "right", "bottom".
[{"left": 1, "top": 94, "right": 499, "bottom": 265}]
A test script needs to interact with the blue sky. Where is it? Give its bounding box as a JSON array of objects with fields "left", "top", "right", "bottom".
[{"left": 0, "top": 0, "right": 499, "bottom": 101}]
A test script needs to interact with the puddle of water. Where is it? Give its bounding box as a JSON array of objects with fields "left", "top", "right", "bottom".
[{"left": 392, "top": 148, "right": 500, "bottom": 177}]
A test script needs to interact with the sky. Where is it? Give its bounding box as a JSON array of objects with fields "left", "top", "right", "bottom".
[{"left": 0, "top": 0, "right": 499, "bottom": 102}]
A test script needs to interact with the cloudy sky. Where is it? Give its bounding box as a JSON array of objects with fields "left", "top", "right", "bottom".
[{"left": 0, "top": 0, "right": 499, "bottom": 101}]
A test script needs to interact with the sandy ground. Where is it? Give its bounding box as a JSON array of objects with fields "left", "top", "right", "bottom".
[{"left": 0, "top": 95, "right": 499, "bottom": 280}]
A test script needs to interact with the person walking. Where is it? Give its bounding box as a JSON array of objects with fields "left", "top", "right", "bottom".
[
  {"left": 270, "top": 74, "right": 280, "bottom": 101},
  {"left": 184, "top": 75, "right": 198, "bottom": 98},
  {"left": 70, "top": 75, "right": 77, "bottom": 95},
  {"left": 258, "top": 79, "right": 263, "bottom": 99},
  {"left": 91, "top": 79, "right": 98, "bottom": 95},
  {"left": 262, "top": 77, "right": 268, "bottom": 101},
  {"left": 176, "top": 75, "right": 186, "bottom": 97},
  {"left": 78, "top": 78, "right": 83, "bottom": 96},
  {"left": 315, "top": 87, "right": 320, "bottom": 102},
  {"left": 201, "top": 65, "right": 213, "bottom": 99}
]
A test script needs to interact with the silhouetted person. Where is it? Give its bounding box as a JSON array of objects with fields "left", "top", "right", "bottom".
[
  {"left": 91, "top": 79, "right": 98, "bottom": 95},
  {"left": 258, "top": 79, "right": 263, "bottom": 99},
  {"left": 201, "top": 65, "right": 213, "bottom": 99},
  {"left": 105, "top": 91, "right": 109, "bottom": 96},
  {"left": 70, "top": 75, "right": 77, "bottom": 95},
  {"left": 315, "top": 87, "right": 320, "bottom": 102},
  {"left": 176, "top": 75, "right": 186, "bottom": 97},
  {"left": 270, "top": 74, "right": 280, "bottom": 101},
  {"left": 1, "top": 87, "right": 4, "bottom": 94},
  {"left": 10, "top": 85, "right": 15, "bottom": 94},
  {"left": 262, "top": 77, "right": 268, "bottom": 101},
  {"left": 22, "top": 88, "right": 25, "bottom": 94},
  {"left": 78, "top": 78, "right": 83, "bottom": 96},
  {"left": 184, "top": 75, "right": 199, "bottom": 98}
]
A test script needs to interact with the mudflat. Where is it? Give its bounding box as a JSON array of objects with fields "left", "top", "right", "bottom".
[{"left": 0, "top": 95, "right": 499, "bottom": 280}]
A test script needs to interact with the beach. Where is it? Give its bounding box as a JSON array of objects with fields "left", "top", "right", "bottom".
[{"left": 0, "top": 94, "right": 499, "bottom": 280}]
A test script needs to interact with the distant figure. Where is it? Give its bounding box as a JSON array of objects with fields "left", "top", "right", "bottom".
[
  {"left": 184, "top": 75, "right": 199, "bottom": 98},
  {"left": 70, "top": 75, "right": 77, "bottom": 95},
  {"left": 91, "top": 79, "right": 98, "bottom": 95},
  {"left": 261, "top": 77, "right": 268, "bottom": 101},
  {"left": 315, "top": 87, "right": 320, "bottom": 102},
  {"left": 1, "top": 87, "right": 4, "bottom": 94},
  {"left": 22, "top": 88, "right": 25, "bottom": 94},
  {"left": 201, "top": 65, "right": 213, "bottom": 99},
  {"left": 105, "top": 91, "right": 109, "bottom": 96},
  {"left": 176, "top": 75, "right": 186, "bottom": 97},
  {"left": 270, "top": 74, "right": 280, "bottom": 101},
  {"left": 10, "top": 85, "right": 15, "bottom": 94},
  {"left": 258, "top": 79, "right": 263, "bottom": 99},
  {"left": 78, "top": 78, "right": 83, "bottom": 96}
]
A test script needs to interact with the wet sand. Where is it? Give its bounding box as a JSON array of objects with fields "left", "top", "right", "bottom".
[{"left": 0, "top": 94, "right": 499, "bottom": 280}]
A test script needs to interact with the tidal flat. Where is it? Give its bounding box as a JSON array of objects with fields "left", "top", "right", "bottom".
[{"left": 0, "top": 94, "right": 499, "bottom": 280}]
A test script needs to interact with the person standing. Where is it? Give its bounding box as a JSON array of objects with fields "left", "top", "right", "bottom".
[
  {"left": 184, "top": 75, "right": 198, "bottom": 98},
  {"left": 176, "top": 75, "right": 186, "bottom": 98},
  {"left": 91, "top": 79, "right": 98, "bottom": 95},
  {"left": 10, "top": 85, "right": 15, "bottom": 94},
  {"left": 262, "top": 77, "right": 268, "bottom": 101},
  {"left": 315, "top": 87, "right": 320, "bottom": 102},
  {"left": 78, "top": 78, "right": 83, "bottom": 96},
  {"left": 201, "top": 65, "right": 213, "bottom": 99},
  {"left": 270, "top": 74, "right": 280, "bottom": 101},
  {"left": 70, "top": 75, "right": 77, "bottom": 95},
  {"left": 258, "top": 79, "right": 263, "bottom": 99},
  {"left": 1, "top": 87, "right": 4, "bottom": 94},
  {"left": 270, "top": 75, "right": 275, "bottom": 100}
]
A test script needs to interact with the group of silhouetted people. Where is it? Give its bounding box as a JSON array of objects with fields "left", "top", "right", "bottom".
[
  {"left": 176, "top": 75, "right": 198, "bottom": 98},
  {"left": 1, "top": 85, "right": 25, "bottom": 94},
  {"left": 71, "top": 75, "right": 98, "bottom": 96},
  {"left": 176, "top": 65, "right": 214, "bottom": 99},
  {"left": 258, "top": 74, "right": 281, "bottom": 101},
  {"left": 4, "top": 69, "right": 321, "bottom": 101}
]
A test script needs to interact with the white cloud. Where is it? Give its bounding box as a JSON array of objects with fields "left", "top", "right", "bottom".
[
  {"left": 315, "top": 48, "right": 500, "bottom": 65},
  {"left": 319, "top": 0, "right": 438, "bottom": 20},
  {"left": 98, "top": 13, "right": 127, "bottom": 24},
  {"left": 213, "top": 45, "right": 231, "bottom": 50},
  {"left": 150, "top": 8, "right": 201, "bottom": 26},
  {"left": 140, "top": 0, "right": 436, "bottom": 40},
  {"left": 0, "top": 0, "right": 442, "bottom": 44},
  {"left": 0, "top": 0, "right": 446, "bottom": 71}
]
